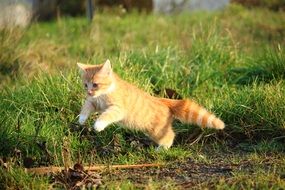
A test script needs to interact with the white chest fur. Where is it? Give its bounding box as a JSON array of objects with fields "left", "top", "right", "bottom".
[{"left": 87, "top": 95, "right": 108, "bottom": 112}]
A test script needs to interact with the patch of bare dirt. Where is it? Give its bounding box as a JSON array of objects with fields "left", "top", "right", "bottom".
[{"left": 102, "top": 156, "right": 282, "bottom": 188}]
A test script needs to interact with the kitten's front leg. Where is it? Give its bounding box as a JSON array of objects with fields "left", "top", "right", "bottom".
[
  {"left": 79, "top": 100, "right": 95, "bottom": 125},
  {"left": 94, "top": 106, "right": 124, "bottom": 132}
]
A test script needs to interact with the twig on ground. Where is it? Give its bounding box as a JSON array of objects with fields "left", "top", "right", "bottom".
[{"left": 26, "top": 163, "right": 163, "bottom": 175}]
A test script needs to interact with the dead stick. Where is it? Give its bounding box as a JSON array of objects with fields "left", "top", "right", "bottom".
[{"left": 26, "top": 163, "right": 162, "bottom": 175}]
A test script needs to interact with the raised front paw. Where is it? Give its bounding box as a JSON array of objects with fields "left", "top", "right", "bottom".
[
  {"left": 94, "top": 120, "right": 108, "bottom": 132},
  {"left": 78, "top": 114, "right": 88, "bottom": 125}
]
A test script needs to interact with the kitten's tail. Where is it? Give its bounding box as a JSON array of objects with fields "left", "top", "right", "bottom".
[{"left": 159, "top": 98, "right": 225, "bottom": 130}]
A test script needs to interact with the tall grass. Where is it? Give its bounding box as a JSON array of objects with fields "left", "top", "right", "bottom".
[
  {"left": 228, "top": 48, "right": 285, "bottom": 85},
  {"left": 0, "top": 29, "right": 23, "bottom": 85}
]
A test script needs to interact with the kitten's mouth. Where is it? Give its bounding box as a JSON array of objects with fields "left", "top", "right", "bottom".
[
  {"left": 87, "top": 92, "right": 100, "bottom": 98},
  {"left": 87, "top": 90, "right": 95, "bottom": 96}
]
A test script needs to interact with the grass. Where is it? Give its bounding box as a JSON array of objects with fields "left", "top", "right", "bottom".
[{"left": 0, "top": 4, "right": 285, "bottom": 189}]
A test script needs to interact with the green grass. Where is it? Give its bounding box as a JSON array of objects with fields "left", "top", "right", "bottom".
[{"left": 0, "top": 4, "right": 285, "bottom": 189}]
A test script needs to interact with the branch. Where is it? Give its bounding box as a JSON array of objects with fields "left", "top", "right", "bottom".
[{"left": 26, "top": 163, "right": 162, "bottom": 175}]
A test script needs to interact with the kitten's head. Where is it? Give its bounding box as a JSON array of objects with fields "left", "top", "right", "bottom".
[{"left": 77, "top": 60, "right": 115, "bottom": 98}]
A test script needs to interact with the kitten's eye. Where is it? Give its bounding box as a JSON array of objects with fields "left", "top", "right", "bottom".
[
  {"left": 84, "top": 83, "right": 88, "bottom": 88},
  {"left": 92, "top": 83, "right": 98, "bottom": 88}
]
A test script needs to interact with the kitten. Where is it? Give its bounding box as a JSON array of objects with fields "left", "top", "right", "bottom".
[{"left": 77, "top": 60, "right": 225, "bottom": 149}]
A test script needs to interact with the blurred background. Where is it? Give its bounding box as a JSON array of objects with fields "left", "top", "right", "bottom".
[{"left": 1, "top": 0, "right": 284, "bottom": 28}]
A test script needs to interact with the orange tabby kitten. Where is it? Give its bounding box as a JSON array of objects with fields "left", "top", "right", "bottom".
[{"left": 77, "top": 60, "right": 225, "bottom": 149}]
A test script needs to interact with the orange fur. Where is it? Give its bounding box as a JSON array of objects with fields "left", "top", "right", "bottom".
[
  {"left": 77, "top": 60, "right": 225, "bottom": 149},
  {"left": 158, "top": 99, "right": 225, "bottom": 129}
]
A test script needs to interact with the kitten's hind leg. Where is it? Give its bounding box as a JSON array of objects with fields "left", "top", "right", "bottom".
[{"left": 148, "top": 124, "right": 175, "bottom": 150}]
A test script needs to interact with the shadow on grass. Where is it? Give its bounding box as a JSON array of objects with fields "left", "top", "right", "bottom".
[{"left": 226, "top": 48, "right": 285, "bottom": 85}]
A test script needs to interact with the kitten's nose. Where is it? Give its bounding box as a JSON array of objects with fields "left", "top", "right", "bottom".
[{"left": 87, "top": 90, "right": 93, "bottom": 96}]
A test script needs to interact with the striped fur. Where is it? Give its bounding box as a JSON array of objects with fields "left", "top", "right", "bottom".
[
  {"left": 77, "top": 60, "right": 225, "bottom": 149},
  {"left": 158, "top": 99, "right": 225, "bottom": 129}
]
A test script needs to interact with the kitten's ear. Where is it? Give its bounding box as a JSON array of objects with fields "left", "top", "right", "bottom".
[
  {"left": 100, "top": 59, "right": 112, "bottom": 76},
  {"left": 77, "top": 62, "right": 87, "bottom": 74}
]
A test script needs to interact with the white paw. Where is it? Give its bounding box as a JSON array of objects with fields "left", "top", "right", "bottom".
[
  {"left": 94, "top": 120, "right": 108, "bottom": 132},
  {"left": 155, "top": 145, "right": 168, "bottom": 152},
  {"left": 155, "top": 146, "right": 163, "bottom": 152},
  {"left": 78, "top": 114, "right": 88, "bottom": 125}
]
